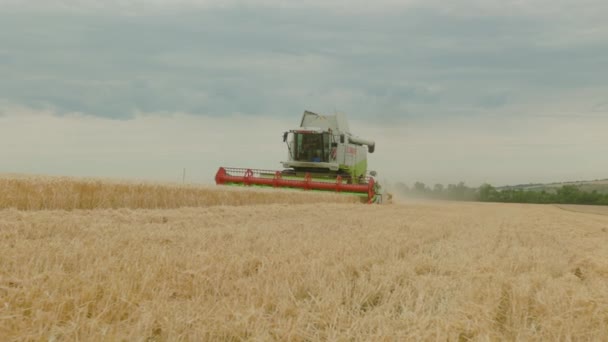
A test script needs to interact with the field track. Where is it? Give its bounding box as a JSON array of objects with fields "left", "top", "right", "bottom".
[
  {"left": 555, "top": 204, "right": 608, "bottom": 216},
  {"left": 1, "top": 177, "right": 608, "bottom": 340}
]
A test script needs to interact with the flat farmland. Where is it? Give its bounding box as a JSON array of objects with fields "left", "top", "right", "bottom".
[{"left": 1, "top": 179, "right": 608, "bottom": 340}]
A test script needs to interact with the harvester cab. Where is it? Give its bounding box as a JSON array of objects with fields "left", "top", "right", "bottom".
[
  {"left": 215, "top": 110, "right": 385, "bottom": 203},
  {"left": 281, "top": 111, "right": 376, "bottom": 183}
]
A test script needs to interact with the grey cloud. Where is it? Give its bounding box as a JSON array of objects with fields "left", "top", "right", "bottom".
[
  {"left": 592, "top": 102, "right": 608, "bottom": 113},
  {"left": 477, "top": 92, "right": 511, "bottom": 109},
  {"left": 0, "top": 4, "right": 606, "bottom": 121}
]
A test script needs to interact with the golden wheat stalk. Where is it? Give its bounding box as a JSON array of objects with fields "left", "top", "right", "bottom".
[{"left": 0, "top": 175, "right": 359, "bottom": 210}]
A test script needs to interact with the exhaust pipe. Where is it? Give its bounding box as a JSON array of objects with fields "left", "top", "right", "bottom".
[{"left": 348, "top": 136, "right": 375, "bottom": 153}]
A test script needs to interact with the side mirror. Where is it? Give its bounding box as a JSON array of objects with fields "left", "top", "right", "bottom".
[
  {"left": 368, "top": 143, "right": 375, "bottom": 153},
  {"left": 340, "top": 135, "right": 345, "bottom": 144},
  {"left": 283, "top": 132, "right": 288, "bottom": 142}
]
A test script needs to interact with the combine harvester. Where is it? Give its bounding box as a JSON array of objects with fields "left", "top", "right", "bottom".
[{"left": 215, "top": 111, "right": 386, "bottom": 203}]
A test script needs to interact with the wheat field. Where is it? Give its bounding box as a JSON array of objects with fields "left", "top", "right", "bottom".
[
  {"left": 1, "top": 176, "right": 608, "bottom": 341},
  {"left": 0, "top": 175, "right": 359, "bottom": 210}
]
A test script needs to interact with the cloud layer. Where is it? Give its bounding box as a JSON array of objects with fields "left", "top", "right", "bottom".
[{"left": 2, "top": 1, "right": 607, "bottom": 119}]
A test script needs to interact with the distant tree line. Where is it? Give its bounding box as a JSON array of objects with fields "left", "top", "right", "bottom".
[{"left": 395, "top": 182, "right": 608, "bottom": 205}]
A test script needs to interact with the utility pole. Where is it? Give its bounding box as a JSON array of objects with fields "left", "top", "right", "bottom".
[{"left": 182, "top": 168, "right": 186, "bottom": 184}]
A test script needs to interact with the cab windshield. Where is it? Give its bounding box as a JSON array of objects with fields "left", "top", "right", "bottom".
[{"left": 295, "top": 133, "right": 330, "bottom": 162}]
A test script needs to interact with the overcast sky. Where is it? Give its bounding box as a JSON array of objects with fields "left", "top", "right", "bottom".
[{"left": 1, "top": 0, "right": 607, "bottom": 186}]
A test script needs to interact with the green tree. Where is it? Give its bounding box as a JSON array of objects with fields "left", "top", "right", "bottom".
[
  {"left": 414, "top": 181, "right": 428, "bottom": 194},
  {"left": 478, "top": 184, "right": 496, "bottom": 202}
]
